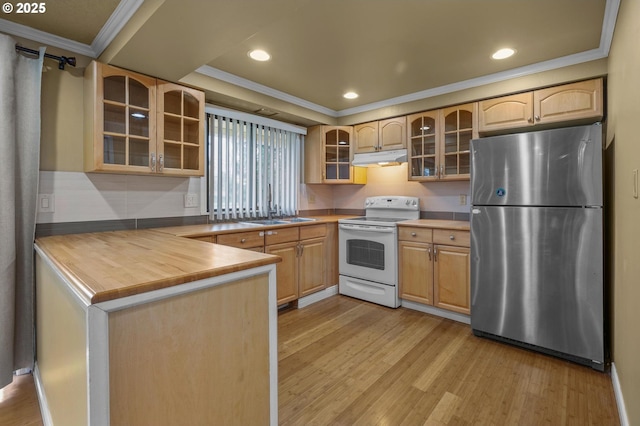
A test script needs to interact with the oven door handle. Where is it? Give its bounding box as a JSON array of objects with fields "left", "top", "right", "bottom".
[{"left": 339, "top": 224, "right": 396, "bottom": 233}]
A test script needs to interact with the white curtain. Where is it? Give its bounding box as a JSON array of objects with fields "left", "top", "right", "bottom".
[{"left": 0, "top": 34, "right": 45, "bottom": 388}]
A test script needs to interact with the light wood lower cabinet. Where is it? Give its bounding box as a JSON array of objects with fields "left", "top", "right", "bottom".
[
  {"left": 399, "top": 226, "right": 470, "bottom": 315},
  {"left": 265, "top": 224, "right": 327, "bottom": 305}
]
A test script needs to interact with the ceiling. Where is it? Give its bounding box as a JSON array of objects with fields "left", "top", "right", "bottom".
[{"left": 0, "top": 0, "right": 617, "bottom": 122}]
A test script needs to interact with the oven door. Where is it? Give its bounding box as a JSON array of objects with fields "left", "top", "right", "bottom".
[{"left": 338, "top": 223, "right": 397, "bottom": 285}]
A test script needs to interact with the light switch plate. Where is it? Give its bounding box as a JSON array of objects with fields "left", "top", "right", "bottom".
[
  {"left": 459, "top": 194, "right": 467, "bottom": 205},
  {"left": 38, "top": 194, "right": 55, "bottom": 213}
]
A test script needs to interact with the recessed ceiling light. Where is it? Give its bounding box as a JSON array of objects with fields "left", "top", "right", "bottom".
[
  {"left": 492, "top": 48, "right": 516, "bottom": 60},
  {"left": 343, "top": 92, "right": 359, "bottom": 99},
  {"left": 248, "top": 49, "right": 271, "bottom": 61}
]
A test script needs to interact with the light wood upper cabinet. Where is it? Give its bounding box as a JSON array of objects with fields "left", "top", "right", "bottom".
[
  {"left": 84, "top": 61, "right": 205, "bottom": 176},
  {"left": 156, "top": 81, "right": 205, "bottom": 176},
  {"left": 354, "top": 121, "right": 378, "bottom": 153},
  {"left": 479, "top": 78, "right": 603, "bottom": 133},
  {"left": 399, "top": 226, "right": 470, "bottom": 315},
  {"left": 304, "top": 125, "right": 367, "bottom": 184},
  {"left": 379, "top": 117, "right": 406, "bottom": 151},
  {"left": 407, "top": 103, "right": 476, "bottom": 181},
  {"left": 354, "top": 117, "right": 406, "bottom": 153}
]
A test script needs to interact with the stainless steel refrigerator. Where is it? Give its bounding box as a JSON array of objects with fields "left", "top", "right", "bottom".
[{"left": 470, "top": 124, "right": 604, "bottom": 371}]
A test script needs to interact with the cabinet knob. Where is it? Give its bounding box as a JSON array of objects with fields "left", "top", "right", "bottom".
[
  {"left": 411, "top": 232, "right": 417, "bottom": 237},
  {"left": 449, "top": 234, "right": 455, "bottom": 240},
  {"left": 241, "top": 238, "right": 246, "bottom": 243},
  {"left": 535, "top": 115, "right": 541, "bottom": 121},
  {"left": 527, "top": 117, "right": 534, "bottom": 123}
]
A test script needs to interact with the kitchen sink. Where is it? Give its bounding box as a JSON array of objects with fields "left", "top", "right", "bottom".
[
  {"left": 286, "top": 217, "right": 316, "bottom": 223},
  {"left": 238, "top": 217, "right": 316, "bottom": 226},
  {"left": 239, "top": 219, "right": 290, "bottom": 226}
]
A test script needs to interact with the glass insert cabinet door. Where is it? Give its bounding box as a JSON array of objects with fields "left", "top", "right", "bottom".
[
  {"left": 407, "top": 110, "right": 439, "bottom": 180},
  {"left": 98, "top": 64, "right": 157, "bottom": 172},
  {"left": 157, "top": 81, "right": 205, "bottom": 176},
  {"left": 407, "top": 103, "right": 476, "bottom": 181},
  {"left": 323, "top": 126, "right": 354, "bottom": 182}
]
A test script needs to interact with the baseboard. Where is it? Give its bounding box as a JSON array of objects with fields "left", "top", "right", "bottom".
[
  {"left": 33, "top": 363, "right": 54, "bottom": 426},
  {"left": 297, "top": 284, "right": 338, "bottom": 308},
  {"left": 400, "top": 300, "right": 471, "bottom": 324},
  {"left": 611, "top": 362, "right": 630, "bottom": 426}
]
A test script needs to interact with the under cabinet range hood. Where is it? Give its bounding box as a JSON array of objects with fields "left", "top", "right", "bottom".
[{"left": 352, "top": 149, "right": 408, "bottom": 167}]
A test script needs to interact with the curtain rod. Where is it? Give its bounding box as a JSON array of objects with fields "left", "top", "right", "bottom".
[{"left": 14, "top": 45, "right": 76, "bottom": 70}]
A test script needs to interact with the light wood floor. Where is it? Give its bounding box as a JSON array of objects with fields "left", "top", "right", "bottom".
[
  {"left": 0, "top": 295, "right": 620, "bottom": 425},
  {"left": 278, "top": 295, "right": 619, "bottom": 425},
  {"left": 0, "top": 373, "right": 43, "bottom": 426}
]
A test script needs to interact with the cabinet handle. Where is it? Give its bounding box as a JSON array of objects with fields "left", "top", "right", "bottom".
[
  {"left": 440, "top": 165, "right": 444, "bottom": 178},
  {"left": 433, "top": 246, "right": 438, "bottom": 262},
  {"left": 150, "top": 153, "right": 156, "bottom": 172},
  {"left": 535, "top": 115, "right": 540, "bottom": 121},
  {"left": 449, "top": 234, "right": 455, "bottom": 240},
  {"left": 528, "top": 117, "right": 534, "bottom": 123},
  {"left": 411, "top": 232, "right": 417, "bottom": 237},
  {"left": 158, "top": 154, "right": 164, "bottom": 172},
  {"left": 241, "top": 238, "right": 246, "bottom": 243},
  {"left": 428, "top": 246, "right": 432, "bottom": 261}
]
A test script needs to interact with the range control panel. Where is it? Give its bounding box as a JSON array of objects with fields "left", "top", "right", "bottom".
[{"left": 364, "top": 196, "right": 420, "bottom": 211}]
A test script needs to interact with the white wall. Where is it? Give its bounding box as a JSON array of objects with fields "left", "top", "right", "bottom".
[
  {"left": 299, "top": 164, "right": 471, "bottom": 213},
  {"left": 36, "top": 171, "right": 203, "bottom": 223}
]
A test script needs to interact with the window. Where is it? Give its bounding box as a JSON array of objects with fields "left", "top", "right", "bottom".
[{"left": 207, "top": 110, "right": 303, "bottom": 221}]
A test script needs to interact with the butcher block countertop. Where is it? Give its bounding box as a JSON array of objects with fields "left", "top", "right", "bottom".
[
  {"left": 156, "top": 215, "right": 356, "bottom": 238},
  {"left": 35, "top": 229, "right": 280, "bottom": 304},
  {"left": 398, "top": 219, "right": 470, "bottom": 230}
]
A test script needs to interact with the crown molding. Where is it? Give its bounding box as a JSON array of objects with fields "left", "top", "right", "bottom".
[
  {"left": 196, "top": 65, "right": 337, "bottom": 117},
  {"left": 0, "top": 18, "right": 95, "bottom": 56},
  {"left": 91, "top": 0, "right": 144, "bottom": 56},
  {"left": 0, "top": 0, "right": 143, "bottom": 58}
]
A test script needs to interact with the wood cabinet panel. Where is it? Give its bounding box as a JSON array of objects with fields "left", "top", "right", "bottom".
[
  {"left": 300, "top": 224, "right": 327, "bottom": 240},
  {"left": 305, "top": 126, "right": 366, "bottom": 184},
  {"left": 266, "top": 242, "right": 298, "bottom": 304},
  {"left": 264, "top": 227, "right": 299, "bottom": 245},
  {"left": 398, "top": 226, "right": 432, "bottom": 243},
  {"left": 479, "top": 78, "right": 604, "bottom": 133},
  {"left": 398, "top": 241, "right": 433, "bottom": 305},
  {"left": 433, "top": 229, "right": 470, "bottom": 247},
  {"left": 434, "top": 245, "right": 470, "bottom": 315},
  {"left": 379, "top": 117, "right": 406, "bottom": 151},
  {"left": 108, "top": 274, "right": 270, "bottom": 425},
  {"left": 189, "top": 235, "right": 214, "bottom": 243},
  {"left": 478, "top": 92, "right": 533, "bottom": 132},
  {"left": 399, "top": 226, "right": 470, "bottom": 315},
  {"left": 216, "top": 231, "right": 264, "bottom": 249},
  {"left": 354, "top": 121, "right": 378, "bottom": 153},
  {"left": 534, "top": 78, "right": 603, "bottom": 125},
  {"left": 299, "top": 237, "right": 326, "bottom": 297}
]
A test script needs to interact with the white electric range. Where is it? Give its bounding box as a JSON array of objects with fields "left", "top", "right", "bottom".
[{"left": 338, "top": 196, "right": 420, "bottom": 308}]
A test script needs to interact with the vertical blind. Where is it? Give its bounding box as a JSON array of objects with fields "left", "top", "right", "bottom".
[{"left": 208, "top": 114, "right": 301, "bottom": 221}]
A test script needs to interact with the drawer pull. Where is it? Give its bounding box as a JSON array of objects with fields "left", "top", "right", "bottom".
[
  {"left": 449, "top": 234, "right": 455, "bottom": 240},
  {"left": 241, "top": 238, "right": 246, "bottom": 243},
  {"left": 411, "top": 232, "right": 417, "bottom": 237}
]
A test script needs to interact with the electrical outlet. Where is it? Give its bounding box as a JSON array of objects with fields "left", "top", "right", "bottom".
[
  {"left": 308, "top": 193, "right": 316, "bottom": 204},
  {"left": 184, "top": 193, "right": 198, "bottom": 208},
  {"left": 459, "top": 194, "right": 467, "bottom": 205},
  {"left": 38, "top": 194, "right": 55, "bottom": 213}
]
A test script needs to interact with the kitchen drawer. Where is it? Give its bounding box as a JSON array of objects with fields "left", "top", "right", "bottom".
[
  {"left": 300, "top": 224, "right": 326, "bottom": 240},
  {"left": 433, "top": 229, "right": 470, "bottom": 247},
  {"left": 265, "top": 227, "right": 299, "bottom": 245},
  {"left": 216, "top": 231, "right": 264, "bottom": 249},
  {"left": 398, "top": 226, "right": 433, "bottom": 243}
]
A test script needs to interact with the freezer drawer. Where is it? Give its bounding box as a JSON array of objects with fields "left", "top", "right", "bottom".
[
  {"left": 470, "top": 124, "right": 603, "bottom": 207},
  {"left": 470, "top": 206, "right": 604, "bottom": 366}
]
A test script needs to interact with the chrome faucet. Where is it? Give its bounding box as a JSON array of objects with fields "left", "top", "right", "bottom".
[{"left": 267, "top": 184, "right": 277, "bottom": 220}]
